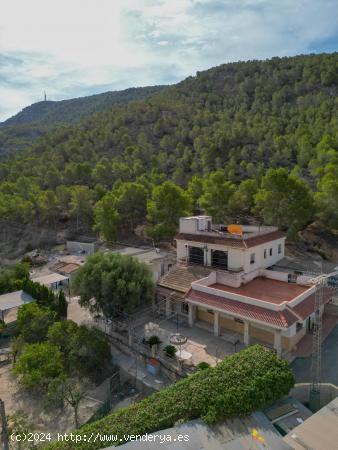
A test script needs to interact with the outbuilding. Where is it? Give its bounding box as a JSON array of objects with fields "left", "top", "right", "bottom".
[{"left": 0, "top": 290, "right": 35, "bottom": 324}]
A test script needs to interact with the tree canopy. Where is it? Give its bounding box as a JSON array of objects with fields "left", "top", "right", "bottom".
[
  {"left": 72, "top": 252, "right": 154, "bottom": 318},
  {"left": 254, "top": 168, "right": 315, "bottom": 236},
  {"left": 0, "top": 53, "right": 337, "bottom": 238}
]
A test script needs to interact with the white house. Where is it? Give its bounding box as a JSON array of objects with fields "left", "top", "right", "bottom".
[{"left": 157, "top": 216, "right": 335, "bottom": 356}]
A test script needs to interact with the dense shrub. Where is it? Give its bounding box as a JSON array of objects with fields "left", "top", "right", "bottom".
[
  {"left": 45, "top": 345, "right": 294, "bottom": 449},
  {"left": 164, "top": 345, "right": 177, "bottom": 357},
  {"left": 197, "top": 361, "right": 210, "bottom": 370},
  {"left": 147, "top": 335, "right": 162, "bottom": 347}
]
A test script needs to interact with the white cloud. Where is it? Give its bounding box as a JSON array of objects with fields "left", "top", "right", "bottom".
[{"left": 0, "top": 0, "right": 337, "bottom": 121}]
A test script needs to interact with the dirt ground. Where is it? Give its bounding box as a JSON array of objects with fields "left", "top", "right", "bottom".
[
  {"left": 0, "top": 298, "right": 110, "bottom": 439},
  {"left": 0, "top": 363, "right": 106, "bottom": 438}
]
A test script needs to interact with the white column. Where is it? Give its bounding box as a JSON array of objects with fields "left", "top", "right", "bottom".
[
  {"left": 204, "top": 247, "right": 208, "bottom": 266},
  {"left": 165, "top": 298, "right": 171, "bottom": 318},
  {"left": 274, "top": 330, "right": 282, "bottom": 357},
  {"left": 244, "top": 321, "right": 250, "bottom": 346},
  {"left": 214, "top": 311, "right": 220, "bottom": 336},
  {"left": 188, "top": 303, "right": 195, "bottom": 327}
]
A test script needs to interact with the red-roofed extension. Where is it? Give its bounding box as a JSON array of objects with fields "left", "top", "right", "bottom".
[
  {"left": 291, "top": 287, "right": 334, "bottom": 320},
  {"left": 210, "top": 278, "right": 310, "bottom": 305},
  {"left": 185, "top": 288, "right": 299, "bottom": 328}
]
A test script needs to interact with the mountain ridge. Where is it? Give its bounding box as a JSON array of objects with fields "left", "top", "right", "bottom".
[{"left": 0, "top": 85, "right": 166, "bottom": 155}]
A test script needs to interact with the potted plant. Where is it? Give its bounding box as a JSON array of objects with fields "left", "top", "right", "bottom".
[
  {"left": 164, "top": 345, "right": 177, "bottom": 358},
  {"left": 147, "top": 335, "right": 162, "bottom": 357}
]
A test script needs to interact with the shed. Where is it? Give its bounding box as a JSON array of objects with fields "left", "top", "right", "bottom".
[
  {"left": 32, "top": 272, "right": 69, "bottom": 290},
  {"left": 0, "top": 290, "right": 35, "bottom": 323}
]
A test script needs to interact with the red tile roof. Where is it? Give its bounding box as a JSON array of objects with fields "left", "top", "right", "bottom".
[
  {"left": 291, "top": 287, "right": 334, "bottom": 320},
  {"left": 175, "top": 230, "right": 285, "bottom": 249},
  {"left": 185, "top": 288, "right": 298, "bottom": 328},
  {"left": 211, "top": 278, "right": 309, "bottom": 304}
]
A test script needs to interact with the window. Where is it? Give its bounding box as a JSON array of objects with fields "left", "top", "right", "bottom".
[
  {"left": 189, "top": 246, "right": 204, "bottom": 265},
  {"left": 269, "top": 248, "right": 272, "bottom": 256},
  {"left": 264, "top": 249, "right": 267, "bottom": 259},
  {"left": 278, "top": 244, "right": 282, "bottom": 254},
  {"left": 211, "top": 250, "right": 228, "bottom": 269},
  {"left": 296, "top": 322, "right": 303, "bottom": 332},
  {"left": 168, "top": 263, "right": 172, "bottom": 270},
  {"left": 250, "top": 253, "right": 255, "bottom": 264}
]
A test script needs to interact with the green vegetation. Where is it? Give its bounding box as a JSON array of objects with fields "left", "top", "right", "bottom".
[
  {"left": 23, "top": 279, "right": 68, "bottom": 319},
  {"left": 0, "top": 53, "right": 337, "bottom": 238},
  {"left": 16, "top": 303, "right": 56, "bottom": 343},
  {"left": 146, "top": 335, "right": 162, "bottom": 347},
  {"left": 44, "top": 345, "right": 294, "bottom": 449},
  {"left": 72, "top": 252, "right": 154, "bottom": 318},
  {"left": 163, "top": 344, "right": 177, "bottom": 357},
  {"left": 0, "top": 263, "right": 29, "bottom": 294},
  {"left": 13, "top": 342, "right": 64, "bottom": 392},
  {"left": 13, "top": 307, "right": 111, "bottom": 386},
  {"left": 146, "top": 181, "right": 192, "bottom": 240},
  {"left": 197, "top": 361, "right": 210, "bottom": 370},
  {"left": 0, "top": 86, "right": 164, "bottom": 155}
]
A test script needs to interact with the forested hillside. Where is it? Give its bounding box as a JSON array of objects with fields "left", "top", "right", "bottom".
[
  {"left": 0, "top": 53, "right": 337, "bottom": 243},
  {"left": 0, "top": 86, "right": 164, "bottom": 155}
]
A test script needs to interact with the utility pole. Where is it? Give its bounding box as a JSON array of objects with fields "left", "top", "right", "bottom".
[
  {"left": 307, "top": 268, "right": 338, "bottom": 412},
  {"left": 0, "top": 399, "right": 9, "bottom": 450},
  {"left": 309, "top": 279, "right": 323, "bottom": 412}
]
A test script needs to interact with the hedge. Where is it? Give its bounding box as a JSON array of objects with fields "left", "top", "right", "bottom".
[{"left": 45, "top": 345, "right": 294, "bottom": 449}]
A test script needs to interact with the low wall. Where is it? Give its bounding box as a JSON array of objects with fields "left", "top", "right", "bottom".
[
  {"left": 66, "top": 240, "right": 99, "bottom": 255},
  {"left": 291, "top": 383, "right": 338, "bottom": 408}
]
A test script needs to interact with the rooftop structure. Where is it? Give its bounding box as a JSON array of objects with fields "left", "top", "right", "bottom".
[
  {"left": 263, "top": 397, "right": 312, "bottom": 436},
  {"left": 283, "top": 396, "right": 338, "bottom": 449},
  {"left": 176, "top": 216, "right": 286, "bottom": 273}
]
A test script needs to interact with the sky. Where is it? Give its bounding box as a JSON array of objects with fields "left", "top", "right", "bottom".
[{"left": 0, "top": 0, "right": 337, "bottom": 122}]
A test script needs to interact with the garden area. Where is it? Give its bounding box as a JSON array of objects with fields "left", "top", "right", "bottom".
[
  {"left": 44, "top": 344, "right": 295, "bottom": 449},
  {"left": 0, "top": 262, "right": 114, "bottom": 444}
]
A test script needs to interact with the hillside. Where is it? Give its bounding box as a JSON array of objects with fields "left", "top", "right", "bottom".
[
  {"left": 0, "top": 52, "right": 337, "bottom": 245},
  {"left": 0, "top": 86, "right": 164, "bottom": 155}
]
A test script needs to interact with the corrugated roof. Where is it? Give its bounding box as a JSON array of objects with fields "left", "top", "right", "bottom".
[
  {"left": 157, "top": 264, "right": 212, "bottom": 293},
  {"left": 186, "top": 288, "right": 299, "bottom": 328},
  {"left": 175, "top": 230, "right": 285, "bottom": 249},
  {"left": 32, "top": 272, "right": 69, "bottom": 286},
  {"left": 0, "top": 290, "right": 34, "bottom": 312}
]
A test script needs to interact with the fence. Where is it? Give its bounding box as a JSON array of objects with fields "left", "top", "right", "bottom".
[{"left": 90, "top": 316, "right": 187, "bottom": 380}]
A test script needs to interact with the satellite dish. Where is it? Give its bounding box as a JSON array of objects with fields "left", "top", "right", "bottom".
[{"left": 227, "top": 224, "right": 243, "bottom": 235}]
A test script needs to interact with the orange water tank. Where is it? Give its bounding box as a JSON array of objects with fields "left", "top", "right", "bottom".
[{"left": 227, "top": 224, "right": 243, "bottom": 235}]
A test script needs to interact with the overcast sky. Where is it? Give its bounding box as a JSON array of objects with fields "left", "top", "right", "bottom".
[{"left": 1, "top": 0, "right": 337, "bottom": 121}]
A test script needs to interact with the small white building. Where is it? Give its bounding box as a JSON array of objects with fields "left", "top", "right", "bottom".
[
  {"left": 32, "top": 272, "right": 70, "bottom": 290},
  {"left": 112, "top": 246, "right": 176, "bottom": 282}
]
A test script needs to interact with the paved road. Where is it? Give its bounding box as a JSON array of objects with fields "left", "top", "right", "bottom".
[{"left": 292, "top": 325, "right": 338, "bottom": 385}]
